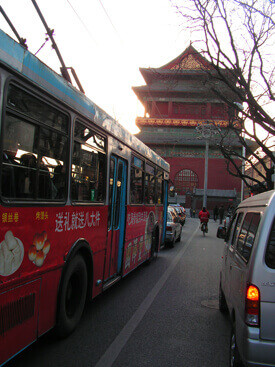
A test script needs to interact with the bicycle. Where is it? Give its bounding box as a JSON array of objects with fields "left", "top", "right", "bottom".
[{"left": 201, "top": 222, "right": 207, "bottom": 236}]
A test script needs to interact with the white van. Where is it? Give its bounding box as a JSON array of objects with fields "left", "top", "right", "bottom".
[{"left": 218, "top": 190, "right": 275, "bottom": 367}]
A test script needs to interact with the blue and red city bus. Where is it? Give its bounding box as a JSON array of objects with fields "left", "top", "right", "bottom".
[{"left": 0, "top": 29, "right": 169, "bottom": 365}]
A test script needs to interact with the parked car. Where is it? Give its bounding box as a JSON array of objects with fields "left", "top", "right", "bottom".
[
  {"left": 217, "top": 190, "right": 275, "bottom": 367},
  {"left": 170, "top": 204, "right": 186, "bottom": 225},
  {"left": 165, "top": 208, "right": 182, "bottom": 247},
  {"left": 168, "top": 205, "right": 181, "bottom": 223}
]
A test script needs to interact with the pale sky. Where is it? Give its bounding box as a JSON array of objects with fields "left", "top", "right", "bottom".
[{"left": 0, "top": 0, "right": 189, "bottom": 133}]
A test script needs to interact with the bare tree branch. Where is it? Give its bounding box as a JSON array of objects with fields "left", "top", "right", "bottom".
[{"left": 170, "top": 0, "right": 275, "bottom": 192}]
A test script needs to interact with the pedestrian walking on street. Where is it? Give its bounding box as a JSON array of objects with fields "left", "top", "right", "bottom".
[
  {"left": 227, "top": 204, "right": 234, "bottom": 217},
  {"left": 219, "top": 205, "right": 225, "bottom": 224},
  {"left": 213, "top": 205, "right": 219, "bottom": 222}
]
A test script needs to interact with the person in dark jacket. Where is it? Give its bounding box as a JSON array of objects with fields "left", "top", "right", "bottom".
[
  {"left": 213, "top": 205, "right": 219, "bottom": 222},
  {"left": 219, "top": 205, "right": 225, "bottom": 224}
]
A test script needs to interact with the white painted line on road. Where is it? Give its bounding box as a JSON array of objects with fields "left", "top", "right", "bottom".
[{"left": 94, "top": 224, "right": 200, "bottom": 367}]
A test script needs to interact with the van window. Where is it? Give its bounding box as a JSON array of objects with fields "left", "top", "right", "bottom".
[
  {"left": 265, "top": 218, "right": 275, "bottom": 269},
  {"left": 226, "top": 213, "right": 237, "bottom": 244},
  {"left": 236, "top": 213, "right": 261, "bottom": 262},
  {"left": 231, "top": 213, "right": 243, "bottom": 248}
]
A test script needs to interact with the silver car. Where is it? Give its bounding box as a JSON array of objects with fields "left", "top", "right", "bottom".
[
  {"left": 218, "top": 190, "right": 275, "bottom": 366},
  {"left": 165, "top": 210, "right": 182, "bottom": 247}
]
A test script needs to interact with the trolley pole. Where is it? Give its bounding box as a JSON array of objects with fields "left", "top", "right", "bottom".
[
  {"left": 0, "top": 6, "right": 28, "bottom": 48},
  {"left": 31, "top": 0, "right": 72, "bottom": 83}
]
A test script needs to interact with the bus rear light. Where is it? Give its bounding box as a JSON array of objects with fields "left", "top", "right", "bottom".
[{"left": 245, "top": 284, "right": 260, "bottom": 326}]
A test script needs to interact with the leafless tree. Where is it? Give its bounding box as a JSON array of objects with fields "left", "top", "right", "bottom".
[{"left": 171, "top": 0, "right": 275, "bottom": 191}]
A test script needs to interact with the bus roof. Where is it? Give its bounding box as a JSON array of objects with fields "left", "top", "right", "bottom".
[{"left": 0, "top": 29, "right": 169, "bottom": 172}]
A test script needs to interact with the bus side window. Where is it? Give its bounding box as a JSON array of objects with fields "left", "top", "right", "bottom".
[
  {"left": 39, "top": 128, "right": 68, "bottom": 200},
  {"left": 1, "top": 84, "right": 69, "bottom": 202},
  {"left": 1, "top": 151, "right": 17, "bottom": 198},
  {"left": 1, "top": 115, "right": 37, "bottom": 200},
  {"left": 130, "top": 156, "right": 144, "bottom": 204},
  {"left": 144, "top": 164, "right": 155, "bottom": 204},
  {"left": 53, "top": 165, "right": 66, "bottom": 199},
  {"left": 130, "top": 167, "right": 143, "bottom": 204},
  {"left": 71, "top": 121, "right": 106, "bottom": 203},
  {"left": 19, "top": 153, "right": 37, "bottom": 198},
  {"left": 156, "top": 170, "right": 163, "bottom": 204}
]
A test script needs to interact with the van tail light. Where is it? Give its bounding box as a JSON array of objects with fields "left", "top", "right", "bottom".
[
  {"left": 166, "top": 226, "right": 172, "bottom": 232},
  {"left": 245, "top": 284, "right": 260, "bottom": 327}
]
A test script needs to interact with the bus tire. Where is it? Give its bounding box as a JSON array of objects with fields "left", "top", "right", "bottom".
[
  {"left": 147, "top": 228, "right": 158, "bottom": 263},
  {"left": 56, "top": 254, "right": 88, "bottom": 338}
]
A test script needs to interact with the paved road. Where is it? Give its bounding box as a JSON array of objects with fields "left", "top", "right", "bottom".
[{"left": 7, "top": 218, "right": 231, "bottom": 367}]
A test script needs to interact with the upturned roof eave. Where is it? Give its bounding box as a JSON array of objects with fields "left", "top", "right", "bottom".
[{"left": 139, "top": 67, "right": 210, "bottom": 84}]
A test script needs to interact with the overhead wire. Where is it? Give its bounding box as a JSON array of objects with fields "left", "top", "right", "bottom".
[
  {"left": 97, "top": 0, "right": 122, "bottom": 43},
  {"left": 66, "top": 0, "right": 99, "bottom": 46},
  {"left": 66, "top": 0, "right": 124, "bottom": 52}
]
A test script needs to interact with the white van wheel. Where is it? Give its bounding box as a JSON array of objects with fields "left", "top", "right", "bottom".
[
  {"left": 230, "top": 324, "right": 243, "bottom": 367},
  {"left": 219, "top": 283, "right": 228, "bottom": 313}
]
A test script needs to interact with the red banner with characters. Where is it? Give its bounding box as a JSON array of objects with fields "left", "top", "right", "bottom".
[
  {"left": 0, "top": 204, "right": 164, "bottom": 283},
  {"left": 0, "top": 206, "right": 108, "bottom": 284},
  {"left": 123, "top": 206, "right": 164, "bottom": 275}
]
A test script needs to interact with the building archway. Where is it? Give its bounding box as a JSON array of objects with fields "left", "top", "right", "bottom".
[{"left": 174, "top": 169, "right": 198, "bottom": 195}]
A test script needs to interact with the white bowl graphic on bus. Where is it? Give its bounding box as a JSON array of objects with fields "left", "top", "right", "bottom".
[
  {"left": 145, "top": 211, "right": 155, "bottom": 251},
  {"left": 0, "top": 230, "right": 24, "bottom": 276}
]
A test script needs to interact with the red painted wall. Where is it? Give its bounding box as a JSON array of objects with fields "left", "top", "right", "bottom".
[
  {"left": 153, "top": 102, "right": 228, "bottom": 120},
  {"left": 165, "top": 157, "right": 241, "bottom": 192}
]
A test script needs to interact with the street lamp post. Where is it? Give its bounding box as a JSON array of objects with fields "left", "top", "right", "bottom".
[
  {"left": 203, "top": 139, "right": 209, "bottom": 208},
  {"left": 196, "top": 121, "right": 218, "bottom": 209},
  {"left": 232, "top": 102, "right": 245, "bottom": 201},
  {"left": 240, "top": 144, "right": 246, "bottom": 201}
]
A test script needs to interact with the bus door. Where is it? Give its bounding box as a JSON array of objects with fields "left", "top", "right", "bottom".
[{"left": 105, "top": 155, "right": 127, "bottom": 280}]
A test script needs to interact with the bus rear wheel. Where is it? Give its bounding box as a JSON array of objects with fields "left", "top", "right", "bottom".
[
  {"left": 147, "top": 229, "right": 158, "bottom": 263},
  {"left": 56, "top": 254, "right": 88, "bottom": 338}
]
